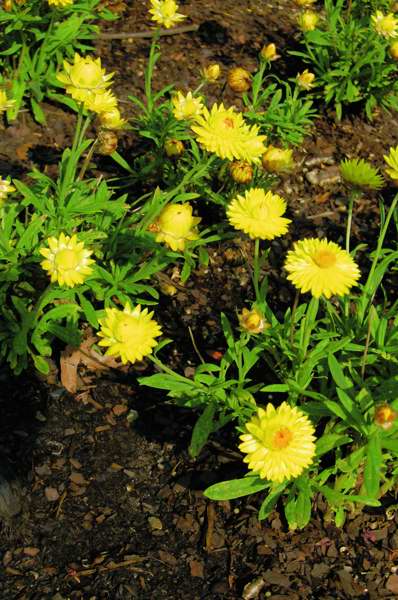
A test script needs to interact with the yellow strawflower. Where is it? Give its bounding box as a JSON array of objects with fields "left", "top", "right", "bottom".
[
  {"left": 227, "top": 67, "right": 252, "bottom": 93},
  {"left": 284, "top": 238, "right": 361, "bottom": 298},
  {"left": 294, "top": 0, "right": 316, "bottom": 5},
  {"left": 0, "top": 177, "right": 15, "bottom": 206},
  {"left": 262, "top": 146, "right": 294, "bottom": 173},
  {"left": 172, "top": 91, "right": 204, "bottom": 121},
  {"left": 202, "top": 63, "right": 221, "bottom": 83},
  {"left": 48, "top": 0, "right": 73, "bottom": 6},
  {"left": 238, "top": 307, "right": 270, "bottom": 334},
  {"left": 149, "top": 0, "right": 186, "bottom": 29},
  {"left": 99, "top": 107, "right": 127, "bottom": 129},
  {"left": 84, "top": 90, "right": 118, "bottom": 114},
  {"left": 57, "top": 54, "right": 114, "bottom": 103},
  {"left": 296, "top": 69, "right": 315, "bottom": 90},
  {"left": 239, "top": 403, "right": 316, "bottom": 483},
  {"left": 229, "top": 161, "right": 253, "bottom": 184},
  {"left": 371, "top": 11, "right": 398, "bottom": 38},
  {"left": 260, "top": 43, "right": 280, "bottom": 61},
  {"left": 164, "top": 138, "right": 184, "bottom": 157},
  {"left": 98, "top": 303, "right": 162, "bottom": 364},
  {"left": 191, "top": 103, "right": 267, "bottom": 163},
  {"left": 374, "top": 404, "right": 397, "bottom": 430},
  {"left": 227, "top": 188, "right": 291, "bottom": 240},
  {"left": 40, "top": 233, "right": 94, "bottom": 287},
  {"left": 0, "top": 89, "right": 15, "bottom": 114},
  {"left": 384, "top": 145, "right": 398, "bottom": 180},
  {"left": 151, "top": 203, "right": 201, "bottom": 251},
  {"left": 297, "top": 10, "right": 319, "bottom": 31}
]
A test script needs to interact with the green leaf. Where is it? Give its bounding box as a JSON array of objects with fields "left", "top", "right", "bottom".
[
  {"left": 364, "top": 432, "right": 382, "bottom": 499},
  {"left": 328, "top": 353, "right": 352, "bottom": 390},
  {"left": 138, "top": 373, "right": 197, "bottom": 394},
  {"left": 295, "top": 478, "right": 312, "bottom": 529},
  {"left": 260, "top": 384, "right": 289, "bottom": 393},
  {"left": 382, "top": 439, "right": 398, "bottom": 454},
  {"left": 189, "top": 403, "right": 216, "bottom": 458},
  {"left": 33, "top": 354, "right": 50, "bottom": 375},
  {"left": 258, "top": 482, "right": 288, "bottom": 521},
  {"left": 316, "top": 433, "right": 352, "bottom": 457},
  {"left": 204, "top": 476, "right": 267, "bottom": 500}
]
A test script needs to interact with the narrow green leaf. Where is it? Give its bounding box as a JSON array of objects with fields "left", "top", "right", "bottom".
[
  {"left": 364, "top": 432, "right": 382, "bottom": 499},
  {"left": 204, "top": 476, "right": 267, "bottom": 501},
  {"left": 328, "top": 353, "right": 352, "bottom": 390},
  {"left": 189, "top": 403, "right": 216, "bottom": 458}
]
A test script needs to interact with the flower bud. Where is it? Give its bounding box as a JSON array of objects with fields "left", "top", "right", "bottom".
[
  {"left": 3, "top": 0, "right": 13, "bottom": 10},
  {"left": 296, "top": 69, "right": 315, "bottom": 90},
  {"left": 294, "top": 0, "right": 316, "bottom": 5},
  {"left": 238, "top": 307, "right": 269, "bottom": 334},
  {"left": 374, "top": 404, "right": 397, "bottom": 430},
  {"left": 227, "top": 67, "right": 252, "bottom": 93},
  {"left": 159, "top": 282, "right": 178, "bottom": 296},
  {"left": 97, "top": 130, "right": 118, "bottom": 155},
  {"left": 297, "top": 10, "right": 319, "bottom": 31},
  {"left": 202, "top": 63, "right": 221, "bottom": 83},
  {"left": 262, "top": 146, "right": 294, "bottom": 173},
  {"left": 389, "top": 40, "right": 398, "bottom": 59},
  {"left": 260, "top": 43, "right": 280, "bottom": 61},
  {"left": 164, "top": 138, "right": 184, "bottom": 158},
  {"left": 229, "top": 161, "right": 254, "bottom": 184}
]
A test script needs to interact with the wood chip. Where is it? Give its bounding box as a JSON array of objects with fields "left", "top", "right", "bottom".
[
  {"left": 44, "top": 487, "right": 60, "bottom": 502},
  {"left": 69, "top": 472, "right": 87, "bottom": 486},
  {"left": 188, "top": 558, "right": 204, "bottom": 578},
  {"left": 23, "top": 547, "right": 40, "bottom": 557},
  {"left": 112, "top": 404, "right": 128, "bottom": 416}
]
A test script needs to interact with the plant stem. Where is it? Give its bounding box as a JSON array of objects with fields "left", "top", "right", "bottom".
[
  {"left": 290, "top": 290, "right": 300, "bottom": 348},
  {"left": 253, "top": 238, "right": 261, "bottom": 304}
]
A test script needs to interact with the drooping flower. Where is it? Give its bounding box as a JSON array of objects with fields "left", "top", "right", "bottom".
[
  {"left": 57, "top": 54, "right": 114, "bottom": 103},
  {"left": 296, "top": 69, "right": 315, "bottom": 90},
  {"left": 262, "top": 146, "right": 294, "bottom": 173},
  {"left": 284, "top": 238, "right": 361, "bottom": 298},
  {"left": 48, "top": 0, "right": 73, "bottom": 6},
  {"left": 297, "top": 10, "right": 319, "bottom": 31},
  {"left": 227, "top": 67, "right": 252, "bottom": 93},
  {"left": 150, "top": 203, "right": 201, "bottom": 251},
  {"left": 229, "top": 161, "right": 253, "bottom": 184},
  {"left": 40, "top": 233, "right": 94, "bottom": 287},
  {"left": 191, "top": 103, "right": 267, "bottom": 163},
  {"left": 238, "top": 307, "right": 269, "bottom": 334},
  {"left": 97, "top": 130, "right": 118, "bottom": 155},
  {"left": 227, "top": 188, "right": 291, "bottom": 240},
  {"left": 149, "top": 0, "right": 186, "bottom": 29},
  {"left": 99, "top": 106, "right": 127, "bottom": 129},
  {"left": 260, "top": 43, "right": 280, "bottom": 61},
  {"left": 340, "top": 158, "right": 384, "bottom": 190},
  {"left": 371, "top": 10, "right": 398, "bottom": 38},
  {"left": 202, "top": 63, "right": 221, "bottom": 83},
  {"left": 384, "top": 145, "right": 398, "bottom": 180},
  {"left": 0, "top": 89, "right": 15, "bottom": 114},
  {"left": 172, "top": 91, "right": 204, "bottom": 121},
  {"left": 98, "top": 303, "right": 162, "bottom": 364},
  {"left": 239, "top": 402, "right": 316, "bottom": 483},
  {"left": 0, "top": 177, "right": 15, "bottom": 206}
]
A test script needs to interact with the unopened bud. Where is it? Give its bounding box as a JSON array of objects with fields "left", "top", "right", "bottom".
[
  {"left": 202, "top": 63, "right": 221, "bottom": 83},
  {"left": 164, "top": 138, "right": 184, "bottom": 158},
  {"left": 260, "top": 43, "right": 280, "bottom": 61},
  {"left": 297, "top": 10, "right": 319, "bottom": 31},
  {"left": 97, "top": 130, "right": 118, "bottom": 155},
  {"left": 375, "top": 404, "right": 397, "bottom": 430},
  {"left": 229, "top": 161, "right": 253, "bottom": 184},
  {"left": 238, "top": 307, "right": 270, "bottom": 334},
  {"left": 262, "top": 146, "right": 294, "bottom": 173},
  {"left": 159, "top": 282, "right": 178, "bottom": 296},
  {"left": 227, "top": 67, "right": 252, "bottom": 93}
]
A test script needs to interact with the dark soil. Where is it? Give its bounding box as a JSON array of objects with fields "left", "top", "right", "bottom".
[{"left": 1, "top": 0, "right": 398, "bottom": 598}]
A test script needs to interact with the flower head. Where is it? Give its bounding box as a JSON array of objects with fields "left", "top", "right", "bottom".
[
  {"left": 227, "top": 188, "right": 291, "bottom": 240},
  {"left": 151, "top": 203, "right": 201, "bottom": 251},
  {"left": 294, "top": 0, "right": 316, "bottom": 5},
  {"left": 374, "top": 404, "right": 397, "bottom": 430},
  {"left": 239, "top": 402, "right": 316, "bottom": 483},
  {"left": 340, "top": 158, "right": 384, "bottom": 190},
  {"left": 227, "top": 67, "right": 252, "bottom": 93},
  {"left": 149, "top": 0, "right": 186, "bottom": 29},
  {"left": 229, "top": 161, "right": 253, "bottom": 184},
  {"left": 99, "top": 106, "right": 127, "bottom": 129},
  {"left": 98, "top": 303, "right": 162, "bottom": 364},
  {"left": 297, "top": 10, "right": 319, "bottom": 31},
  {"left": 202, "top": 63, "right": 221, "bottom": 83},
  {"left": 48, "top": 0, "right": 73, "bottom": 6},
  {"left": 97, "top": 130, "right": 118, "bottom": 155},
  {"left": 260, "top": 43, "right": 280, "bottom": 61},
  {"left": 0, "top": 89, "right": 15, "bottom": 114},
  {"left": 238, "top": 307, "right": 270, "bottom": 334},
  {"left": 0, "top": 177, "right": 15, "bottom": 206},
  {"left": 371, "top": 11, "right": 398, "bottom": 38},
  {"left": 191, "top": 103, "right": 266, "bottom": 163},
  {"left": 84, "top": 90, "right": 118, "bottom": 114},
  {"left": 284, "top": 238, "right": 361, "bottom": 298},
  {"left": 262, "top": 146, "right": 294, "bottom": 173},
  {"left": 296, "top": 69, "right": 315, "bottom": 90},
  {"left": 384, "top": 145, "right": 398, "bottom": 180},
  {"left": 40, "top": 233, "right": 94, "bottom": 287},
  {"left": 57, "top": 54, "right": 114, "bottom": 103},
  {"left": 164, "top": 138, "right": 184, "bottom": 157},
  {"left": 172, "top": 91, "right": 204, "bottom": 121}
]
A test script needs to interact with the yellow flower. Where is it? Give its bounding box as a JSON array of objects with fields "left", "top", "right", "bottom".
[
  {"left": 294, "top": 0, "right": 316, "bottom": 5},
  {"left": 48, "top": 0, "right": 73, "bottom": 6},
  {"left": 99, "top": 107, "right": 127, "bottom": 129},
  {"left": 374, "top": 404, "right": 397, "bottom": 430},
  {"left": 149, "top": 0, "right": 186, "bottom": 29},
  {"left": 284, "top": 238, "right": 361, "bottom": 298},
  {"left": 229, "top": 161, "right": 253, "bottom": 184},
  {"left": 57, "top": 54, "right": 114, "bottom": 102},
  {"left": 227, "top": 67, "right": 252, "bottom": 93},
  {"left": 227, "top": 188, "right": 291, "bottom": 240},
  {"left": 98, "top": 303, "right": 162, "bottom": 364},
  {"left": 262, "top": 146, "right": 294, "bottom": 173},
  {"left": 202, "top": 63, "right": 221, "bottom": 83},
  {"left": 371, "top": 10, "right": 398, "bottom": 38},
  {"left": 384, "top": 145, "right": 398, "bottom": 180},
  {"left": 297, "top": 10, "right": 319, "bottom": 31},
  {"left": 260, "top": 43, "right": 280, "bottom": 61},
  {"left": 239, "top": 403, "right": 316, "bottom": 483},
  {"left": 296, "top": 69, "right": 315, "bottom": 90},
  {"left": 84, "top": 90, "right": 118, "bottom": 114},
  {"left": 191, "top": 103, "right": 267, "bottom": 163},
  {"left": 152, "top": 203, "right": 201, "bottom": 251},
  {"left": 172, "top": 91, "right": 204, "bottom": 121},
  {"left": 0, "top": 177, "right": 15, "bottom": 205},
  {"left": 390, "top": 40, "right": 398, "bottom": 59},
  {"left": 0, "top": 89, "right": 15, "bottom": 114},
  {"left": 238, "top": 307, "right": 270, "bottom": 334},
  {"left": 39, "top": 233, "right": 94, "bottom": 287},
  {"left": 164, "top": 138, "right": 184, "bottom": 157}
]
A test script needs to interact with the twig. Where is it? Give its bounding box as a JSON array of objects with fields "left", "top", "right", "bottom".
[{"left": 98, "top": 24, "right": 199, "bottom": 40}]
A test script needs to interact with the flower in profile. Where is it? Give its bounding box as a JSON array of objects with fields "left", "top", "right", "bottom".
[
  {"left": 384, "top": 145, "right": 398, "bottom": 180},
  {"left": 48, "top": 0, "right": 73, "bottom": 6},
  {"left": 390, "top": 40, "right": 398, "bottom": 59},
  {"left": 262, "top": 146, "right": 294, "bottom": 173},
  {"left": 260, "top": 43, "right": 280, "bottom": 61},
  {"left": 0, "top": 89, "right": 15, "bottom": 114},
  {"left": 238, "top": 307, "right": 270, "bottom": 334},
  {"left": 227, "top": 188, "right": 291, "bottom": 240},
  {"left": 57, "top": 54, "right": 114, "bottom": 102},
  {"left": 172, "top": 91, "right": 204, "bottom": 121},
  {"left": 40, "top": 233, "right": 94, "bottom": 287},
  {"left": 297, "top": 10, "right": 319, "bottom": 31},
  {"left": 164, "top": 138, "right": 184, "bottom": 157},
  {"left": 340, "top": 158, "right": 384, "bottom": 190},
  {"left": 191, "top": 103, "right": 266, "bottom": 163},
  {"left": 284, "top": 238, "right": 361, "bottom": 298},
  {"left": 99, "top": 106, "right": 127, "bottom": 129},
  {"left": 239, "top": 402, "right": 316, "bottom": 483},
  {"left": 98, "top": 303, "right": 162, "bottom": 364},
  {"left": 374, "top": 404, "right": 397, "bottom": 430},
  {"left": 150, "top": 203, "right": 201, "bottom": 251},
  {"left": 0, "top": 177, "right": 15, "bottom": 206},
  {"left": 371, "top": 11, "right": 398, "bottom": 38},
  {"left": 296, "top": 69, "right": 315, "bottom": 89},
  {"left": 229, "top": 161, "right": 253, "bottom": 184},
  {"left": 149, "top": 0, "right": 186, "bottom": 29},
  {"left": 227, "top": 67, "right": 252, "bottom": 93},
  {"left": 202, "top": 63, "right": 221, "bottom": 83},
  {"left": 84, "top": 90, "right": 118, "bottom": 114}
]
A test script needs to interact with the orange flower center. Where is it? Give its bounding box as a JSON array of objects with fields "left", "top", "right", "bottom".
[
  {"left": 223, "top": 118, "right": 235, "bottom": 128},
  {"left": 272, "top": 427, "right": 293, "bottom": 449},
  {"left": 313, "top": 249, "right": 336, "bottom": 268}
]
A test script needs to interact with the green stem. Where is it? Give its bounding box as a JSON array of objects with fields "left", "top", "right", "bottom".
[
  {"left": 253, "top": 238, "right": 261, "bottom": 304},
  {"left": 289, "top": 290, "right": 300, "bottom": 348},
  {"left": 145, "top": 30, "right": 161, "bottom": 114}
]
